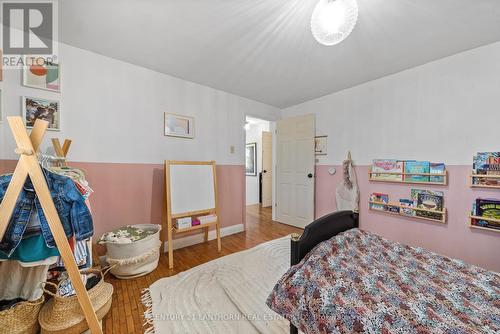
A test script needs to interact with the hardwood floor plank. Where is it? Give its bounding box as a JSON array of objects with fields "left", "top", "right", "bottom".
[{"left": 102, "top": 204, "right": 300, "bottom": 333}]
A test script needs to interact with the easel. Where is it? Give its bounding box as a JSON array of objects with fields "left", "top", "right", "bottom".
[
  {"left": 0, "top": 117, "right": 102, "bottom": 334},
  {"left": 163, "top": 160, "right": 221, "bottom": 269},
  {"left": 51, "top": 137, "right": 72, "bottom": 166}
]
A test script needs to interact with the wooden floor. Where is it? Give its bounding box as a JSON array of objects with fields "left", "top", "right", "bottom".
[{"left": 103, "top": 204, "right": 300, "bottom": 334}]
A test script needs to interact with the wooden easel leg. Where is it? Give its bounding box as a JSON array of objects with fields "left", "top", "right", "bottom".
[
  {"left": 167, "top": 223, "right": 173, "bottom": 269},
  {"left": 160, "top": 187, "right": 166, "bottom": 254},
  {"left": 216, "top": 223, "right": 221, "bottom": 252},
  {"left": 3, "top": 118, "right": 102, "bottom": 334},
  {"left": 204, "top": 226, "right": 209, "bottom": 243}
]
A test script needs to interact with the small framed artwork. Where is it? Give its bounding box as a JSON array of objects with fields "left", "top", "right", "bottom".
[
  {"left": 23, "top": 57, "right": 60, "bottom": 92},
  {"left": 315, "top": 135, "right": 328, "bottom": 155},
  {"left": 23, "top": 96, "right": 61, "bottom": 131},
  {"left": 246, "top": 142, "right": 257, "bottom": 176},
  {"left": 164, "top": 113, "right": 195, "bottom": 138}
]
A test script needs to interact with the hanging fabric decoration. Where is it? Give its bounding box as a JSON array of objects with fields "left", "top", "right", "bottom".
[{"left": 336, "top": 151, "right": 359, "bottom": 211}]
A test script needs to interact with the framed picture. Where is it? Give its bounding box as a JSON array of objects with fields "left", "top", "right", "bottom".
[
  {"left": 23, "top": 96, "right": 61, "bottom": 131},
  {"left": 315, "top": 135, "right": 328, "bottom": 155},
  {"left": 164, "top": 113, "right": 194, "bottom": 138},
  {"left": 246, "top": 142, "right": 257, "bottom": 176},
  {"left": 23, "top": 57, "right": 60, "bottom": 92}
]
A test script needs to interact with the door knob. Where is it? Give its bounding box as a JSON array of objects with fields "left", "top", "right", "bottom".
[
  {"left": 307, "top": 173, "right": 313, "bottom": 178},
  {"left": 263, "top": 170, "right": 267, "bottom": 173}
]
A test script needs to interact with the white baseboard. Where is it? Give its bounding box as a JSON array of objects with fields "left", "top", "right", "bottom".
[{"left": 163, "top": 223, "right": 244, "bottom": 251}]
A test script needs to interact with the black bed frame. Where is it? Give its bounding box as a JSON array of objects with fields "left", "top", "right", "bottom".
[{"left": 289, "top": 210, "right": 359, "bottom": 334}]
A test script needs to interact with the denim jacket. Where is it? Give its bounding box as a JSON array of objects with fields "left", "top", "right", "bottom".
[{"left": 0, "top": 168, "right": 93, "bottom": 256}]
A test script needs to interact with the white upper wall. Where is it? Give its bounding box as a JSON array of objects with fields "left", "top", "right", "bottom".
[
  {"left": 282, "top": 41, "right": 500, "bottom": 165},
  {"left": 0, "top": 44, "right": 280, "bottom": 165}
]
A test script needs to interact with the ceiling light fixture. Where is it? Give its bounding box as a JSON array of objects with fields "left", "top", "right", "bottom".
[{"left": 311, "top": 0, "right": 358, "bottom": 46}]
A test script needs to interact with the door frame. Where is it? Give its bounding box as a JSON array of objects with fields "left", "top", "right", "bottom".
[
  {"left": 244, "top": 114, "right": 277, "bottom": 218},
  {"left": 261, "top": 130, "right": 273, "bottom": 208}
]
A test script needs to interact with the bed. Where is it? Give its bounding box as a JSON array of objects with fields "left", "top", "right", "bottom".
[{"left": 267, "top": 210, "right": 500, "bottom": 334}]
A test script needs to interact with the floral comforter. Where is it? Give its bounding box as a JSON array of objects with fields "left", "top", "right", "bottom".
[{"left": 267, "top": 228, "right": 500, "bottom": 334}]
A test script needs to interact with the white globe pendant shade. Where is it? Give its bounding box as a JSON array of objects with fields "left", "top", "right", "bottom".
[{"left": 311, "top": 0, "right": 359, "bottom": 46}]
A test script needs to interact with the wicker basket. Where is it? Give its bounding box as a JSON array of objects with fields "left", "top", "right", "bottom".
[
  {"left": 0, "top": 296, "right": 44, "bottom": 334},
  {"left": 101, "top": 224, "right": 161, "bottom": 279},
  {"left": 38, "top": 268, "right": 113, "bottom": 334}
]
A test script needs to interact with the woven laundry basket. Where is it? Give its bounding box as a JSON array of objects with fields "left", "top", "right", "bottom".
[
  {"left": 100, "top": 224, "right": 161, "bottom": 279},
  {"left": 38, "top": 268, "right": 113, "bottom": 334},
  {"left": 0, "top": 296, "right": 44, "bottom": 334}
]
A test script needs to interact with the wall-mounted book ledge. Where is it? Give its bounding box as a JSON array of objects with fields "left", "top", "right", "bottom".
[
  {"left": 469, "top": 215, "right": 500, "bottom": 234},
  {"left": 469, "top": 174, "right": 500, "bottom": 189},
  {"left": 369, "top": 201, "right": 447, "bottom": 224},
  {"left": 369, "top": 170, "right": 448, "bottom": 186}
]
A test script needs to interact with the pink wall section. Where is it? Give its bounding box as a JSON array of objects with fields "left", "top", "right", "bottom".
[
  {"left": 1, "top": 159, "right": 498, "bottom": 271},
  {"left": 0, "top": 161, "right": 245, "bottom": 242},
  {"left": 315, "top": 165, "right": 500, "bottom": 272}
]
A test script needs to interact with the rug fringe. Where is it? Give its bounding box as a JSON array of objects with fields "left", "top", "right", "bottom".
[{"left": 141, "top": 288, "right": 155, "bottom": 334}]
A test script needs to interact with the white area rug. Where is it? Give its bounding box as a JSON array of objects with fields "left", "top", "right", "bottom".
[{"left": 142, "top": 236, "right": 291, "bottom": 334}]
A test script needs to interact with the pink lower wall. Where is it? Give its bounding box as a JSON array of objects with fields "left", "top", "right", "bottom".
[
  {"left": 2, "top": 159, "right": 498, "bottom": 271},
  {"left": 316, "top": 165, "right": 500, "bottom": 272},
  {"left": 0, "top": 160, "right": 245, "bottom": 243}
]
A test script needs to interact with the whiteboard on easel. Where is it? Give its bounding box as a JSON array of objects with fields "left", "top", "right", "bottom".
[{"left": 169, "top": 163, "right": 216, "bottom": 215}]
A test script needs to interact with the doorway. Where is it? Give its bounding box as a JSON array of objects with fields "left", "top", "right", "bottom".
[{"left": 245, "top": 116, "right": 273, "bottom": 212}]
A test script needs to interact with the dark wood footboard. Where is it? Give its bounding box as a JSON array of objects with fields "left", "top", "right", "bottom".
[{"left": 289, "top": 210, "right": 359, "bottom": 334}]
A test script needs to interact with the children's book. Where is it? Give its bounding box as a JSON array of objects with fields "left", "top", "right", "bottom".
[
  {"left": 430, "top": 163, "right": 445, "bottom": 183},
  {"left": 387, "top": 205, "right": 400, "bottom": 214},
  {"left": 475, "top": 198, "right": 500, "bottom": 229},
  {"left": 370, "top": 193, "right": 388, "bottom": 211},
  {"left": 411, "top": 189, "right": 443, "bottom": 220},
  {"left": 399, "top": 198, "right": 415, "bottom": 217},
  {"left": 371, "top": 160, "right": 404, "bottom": 181},
  {"left": 405, "top": 161, "right": 430, "bottom": 182},
  {"left": 473, "top": 152, "right": 500, "bottom": 185},
  {"left": 411, "top": 189, "right": 444, "bottom": 203},
  {"left": 416, "top": 193, "right": 444, "bottom": 220},
  {"left": 474, "top": 152, "right": 499, "bottom": 173}
]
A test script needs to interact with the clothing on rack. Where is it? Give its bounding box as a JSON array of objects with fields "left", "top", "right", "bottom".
[
  {"left": 0, "top": 261, "right": 49, "bottom": 301},
  {"left": 0, "top": 234, "right": 60, "bottom": 263},
  {"left": 0, "top": 167, "right": 94, "bottom": 256},
  {"left": 52, "top": 238, "right": 92, "bottom": 271},
  {"left": 23, "top": 204, "right": 42, "bottom": 238},
  {"left": 38, "top": 153, "right": 66, "bottom": 169},
  {"left": 48, "top": 167, "right": 94, "bottom": 199}
]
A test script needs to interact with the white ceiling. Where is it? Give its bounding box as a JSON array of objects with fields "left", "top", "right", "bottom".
[{"left": 60, "top": 0, "right": 500, "bottom": 108}]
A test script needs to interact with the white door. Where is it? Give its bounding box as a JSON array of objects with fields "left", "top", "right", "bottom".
[
  {"left": 276, "top": 114, "right": 315, "bottom": 228},
  {"left": 261, "top": 131, "right": 272, "bottom": 207}
]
